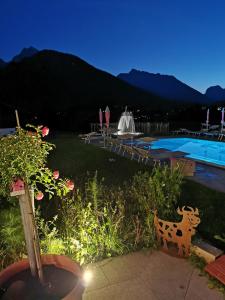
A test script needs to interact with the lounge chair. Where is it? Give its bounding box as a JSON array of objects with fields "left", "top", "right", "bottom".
[
  {"left": 132, "top": 147, "right": 149, "bottom": 163},
  {"left": 81, "top": 132, "right": 103, "bottom": 144},
  {"left": 218, "top": 127, "right": 225, "bottom": 141},
  {"left": 107, "top": 138, "right": 122, "bottom": 152},
  {"left": 120, "top": 144, "right": 136, "bottom": 159},
  {"left": 137, "top": 137, "right": 158, "bottom": 143},
  {"left": 209, "top": 125, "right": 220, "bottom": 131},
  {"left": 172, "top": 128, "right": 193, "bottom": 135}
]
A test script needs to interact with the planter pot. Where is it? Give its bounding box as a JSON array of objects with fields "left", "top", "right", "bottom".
[{"left": 0, "top": 254, "right": 84, "bottom": 300}]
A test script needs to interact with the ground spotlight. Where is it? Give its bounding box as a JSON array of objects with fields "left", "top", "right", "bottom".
[{"left": 83, "top": 270, "right": 93, "bottom": 286}]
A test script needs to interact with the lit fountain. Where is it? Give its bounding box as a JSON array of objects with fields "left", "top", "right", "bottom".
[{"left": 115, "top": 107, "right": 142, "bottom": 137}]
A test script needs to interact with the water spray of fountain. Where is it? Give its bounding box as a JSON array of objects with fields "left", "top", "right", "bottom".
[{"left": 115, "top": 107, "right": 142, "bottom": 136}]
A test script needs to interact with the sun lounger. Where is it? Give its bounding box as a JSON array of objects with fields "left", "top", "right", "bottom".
[
  {"left": 172, "top": 128, "right": 193, "bottom": 135},
  {"left": 81, "top": 132, "right": 103, "bottom": 144},
  {"left": 120, "top": 144, "right": 136, "bottom": 159},
  {"left": 107, "top": 138, "right": 122, "bottom": 152},
  {"left": 132, "top": 147, "right": 150, "bottom": 163},
  {"left": 138, "top": 137, "right": 158, "bottom": 142},
  {"left": 218, "top": 133, "right": 225, "bottom": 141}
]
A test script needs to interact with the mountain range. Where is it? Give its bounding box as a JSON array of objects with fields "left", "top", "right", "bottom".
[
  {"left": 0, "top": 58, "right": 6, "bottom": 69},
  {"left": 0, "top": 47, "right": 224, "bottom": 129},
  {"left": 0, "top": 48, "right": 171, "bottom": 129},
  {"left": 205, "top": 85, "right": 225, "bottom": 101},
  {"left": 12, "top": 46, "right": 39, "bottom": 63},
  {"left": 0, "top": 47, "right": 39, "bottom": 66},
  {"left": 118, "top": 69, "right": 225, "bottom": 103},
  {"left": 1, "top": 47, "right": 224, "bottom": 103}
]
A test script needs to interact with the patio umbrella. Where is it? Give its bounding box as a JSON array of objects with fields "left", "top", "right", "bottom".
[
  {"left": 99, "top": 108, "right": 103, "bottom": 129},
  {"left": 206, "top": 109, "right": 209, "bottom": 129},
  {"left": 105, "top": 106, "right": 110, "bottom": 128},
  {"left": 221, "top": 107, "right": 224, "bottom": 132}
]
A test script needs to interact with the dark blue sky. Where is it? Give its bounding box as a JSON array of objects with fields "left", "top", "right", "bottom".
[{"left": 1, "top": 0, "right": 225, "bottom": 92}]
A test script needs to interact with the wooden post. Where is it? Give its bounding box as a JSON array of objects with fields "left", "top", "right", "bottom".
[
  {"left": 15, "top": 110, "right": 20, "bottom": 128},
  {"left": 18, "top": 191, "right": 37, "bottom": 276},
  {"left": 25, "top": 185, "right": 44, "bottom": 284},
  {"left": 12, "top": 185, "right": 44, "bottom": 283}
]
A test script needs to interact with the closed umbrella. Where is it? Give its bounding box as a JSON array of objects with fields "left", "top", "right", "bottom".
[
  {"left": 105, "top": 106, "right": 110, "bottom": 128},
  {"left": 221, "top": 108, "right": 224, "bottom": 132},
  {"left": 99, "top": 108, "right": 103, "bottom": 130},
  {"left": 206, "top": 109, "right": 209, "bottom": 130}
]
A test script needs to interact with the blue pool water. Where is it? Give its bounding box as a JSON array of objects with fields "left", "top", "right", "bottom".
[{"left": 148, "top": 138, "right": 225, "bottom": 167}]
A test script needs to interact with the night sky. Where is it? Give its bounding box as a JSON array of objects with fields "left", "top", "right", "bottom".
[{"left": 1, "top": 0, "right": 225, "bottom": 93}]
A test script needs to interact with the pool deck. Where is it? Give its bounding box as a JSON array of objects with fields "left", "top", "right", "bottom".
[
  {"left": 192, "top": 162, "right": 225, "bottom": 193},
  {"left": 83, "top": 250, "right": 224, "bottom": 300},
  {"left": 89, "top": 136, "right": 225, "bottom": 193}
]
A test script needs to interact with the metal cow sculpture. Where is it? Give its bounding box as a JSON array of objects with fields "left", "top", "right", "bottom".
[{"left": 154, "top": 206, "right": 200, "bottom": 257}]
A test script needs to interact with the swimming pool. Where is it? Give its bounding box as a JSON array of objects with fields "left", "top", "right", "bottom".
[{"left": 149, "top": 138, "right": 225, "bottom": 167}]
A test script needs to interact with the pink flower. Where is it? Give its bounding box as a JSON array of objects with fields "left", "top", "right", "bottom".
[
  {"left": 53, "top": 170, "right": 59, "bottom": 179},
  {"left": 42, "top": 127, "right": 49, "bottom": 137},
  {"left": 36, "top": 191, "right": 44, "bottom": 200},
  {"left": 11, "top": 178, "right": 24, "bottom": 192},
  {"left": 66, "top": 180, "right": 74, "bottom": 191}
]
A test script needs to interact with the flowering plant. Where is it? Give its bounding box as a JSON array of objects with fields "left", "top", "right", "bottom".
[{"left": 0, "top": 125, "right": 73, "bottom": 200}]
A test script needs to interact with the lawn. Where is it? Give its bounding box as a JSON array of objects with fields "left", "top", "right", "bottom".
[
  {"left": 48, "top": 133, "right": 150, "bottom": 186},
  {"left": 48, "top": 132, "right": 225, "bottom": 250}
]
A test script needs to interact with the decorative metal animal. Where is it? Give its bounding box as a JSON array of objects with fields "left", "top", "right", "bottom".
[{"left": 154, "top": 206, "right": 200, "bottom": 257}]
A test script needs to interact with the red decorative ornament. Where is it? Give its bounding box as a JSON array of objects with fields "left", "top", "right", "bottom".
[
  {"left": 41, "top": 127, "right": 49, "bottom": 137},
  {"left": 53, "top": 170, "right": 59, "bottom": 179},
  {"left": 36, "top": 191, "right": 44, "bottom": 201},
  {"left": 66, "top": 180, "right": 74, "bottom": 191},
  {"left": 11, "top": 178, "right": 24, "bottom": 192}
]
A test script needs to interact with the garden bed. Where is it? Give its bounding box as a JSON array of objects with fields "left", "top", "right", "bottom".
[{"left": 47, "top": 133, "right": 225, "bottom": 250}]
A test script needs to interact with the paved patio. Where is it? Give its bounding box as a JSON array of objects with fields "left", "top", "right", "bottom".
[
  {"left": 83, "top": 250, "right": 223, "bottom": 300},
  {"left": 193, "top": 163, "right": 225, "bottom": 193}
]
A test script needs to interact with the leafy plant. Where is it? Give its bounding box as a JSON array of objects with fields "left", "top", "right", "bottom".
[
  {"left": 149, "top": 164, "right": 183, "bottom": 218},
  {"left": 0, "top": 125, "right": 72, "bottom": 200},
  {"left": 130, "top": 165, "right": 183, "bottom": 220},
  {"left": 36, "top": 213, "right": 66, "bottom": 255},
  {"left": 215, "top": 234, "right": 225, "bottom": 243},
  {"left": 58, "top": 176, "right": 125, "bottom": 265},
  {"left": 0, "top": 125, "right": 74, "bottom": 278},
  {"left": 0, "top": 207, "right": 26, "bottom": 270}
]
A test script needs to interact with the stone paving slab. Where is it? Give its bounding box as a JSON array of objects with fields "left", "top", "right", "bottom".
[
  {"left": 83, "top": 250, "right": 224, "bottom": 300},
  {"left": 193, "top": 163, "right": 225, "bottom": 193}
]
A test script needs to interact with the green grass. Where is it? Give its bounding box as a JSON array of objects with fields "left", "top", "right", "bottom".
[
  {"left": 48, "top": 133, "right": 149, "bottom": 186},
  {"left": 48, "top": 133, "right": 225, "bottom": 250}
]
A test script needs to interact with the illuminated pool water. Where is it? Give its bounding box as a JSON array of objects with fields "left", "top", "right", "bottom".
[{"left": 149, "top": 138, "right": 225, "bottom": 167}]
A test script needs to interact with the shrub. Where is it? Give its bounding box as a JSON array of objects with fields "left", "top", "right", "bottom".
[
  {"left": 58, "top": 175, "right": 125, "bottom": 264},
  {"left": 0, "top": 125, "right": 71, "bottom": 202},
  {"left": 0, "top": 125, "right": 74, "bottom": 275},
  {"left": 0, "top": 207, "right": 26, "bottom": 270},
  {"left": 54, "top": 167, "right": 183, "bottom": 264},
  {"left": 123, "top": 165, "right": 183, "bottom": 249}
]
